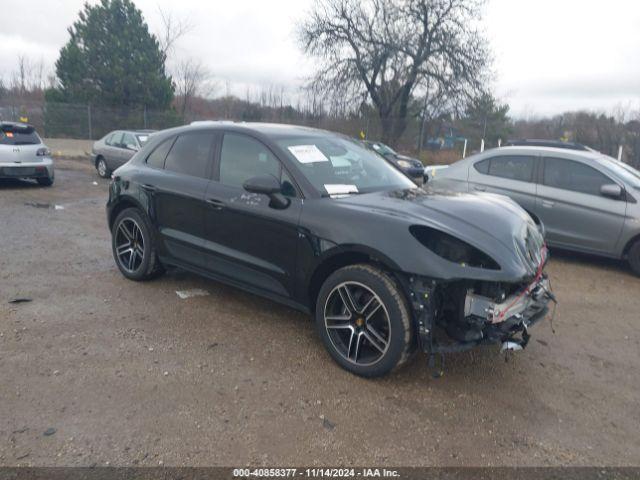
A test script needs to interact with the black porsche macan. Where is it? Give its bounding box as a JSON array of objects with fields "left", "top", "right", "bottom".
[{"left": 107, "top": 122, "right": 553, "bottom": 377}]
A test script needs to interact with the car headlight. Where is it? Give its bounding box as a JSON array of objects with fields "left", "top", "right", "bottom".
[{"left": 396, "top": 159, "right": 413, "bottom": 169}]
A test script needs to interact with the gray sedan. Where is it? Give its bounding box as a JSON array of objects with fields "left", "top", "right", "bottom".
[
  {"left": 430, "top": 146, "right": 640, "bottom": 275},
  {"left": 91, "top": 129, "right": 154, "bottom": 178}
]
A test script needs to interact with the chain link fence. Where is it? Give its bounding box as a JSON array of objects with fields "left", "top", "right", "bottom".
[
  {"left": 0, "top": 100, "right": 183, "bottom": 140},
  {"left": 0, "top": 99, "right": 466, "bottom": 164}
]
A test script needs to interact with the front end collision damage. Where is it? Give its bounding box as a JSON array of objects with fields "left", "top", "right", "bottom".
[
  {"left": 399, "top": 253, "right": 554, "bottom": 371},
  {"left": 396, "top": 219, "right": 554, "bottom": 372}
]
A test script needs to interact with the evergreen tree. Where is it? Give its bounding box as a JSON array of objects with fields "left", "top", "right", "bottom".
[{"left": 47, "top": 0, "right": 173, "bottom": 109}]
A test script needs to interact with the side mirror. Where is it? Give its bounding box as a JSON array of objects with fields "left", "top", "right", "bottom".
[
  {"left": 600, "top": 184, "right": 623, "bottom": 200},
  {"left": 126, "top": 143, "right": 139, "bottom": 152},
  {"left": 243, "top": 174, "right": 290, "bottom": 209}
]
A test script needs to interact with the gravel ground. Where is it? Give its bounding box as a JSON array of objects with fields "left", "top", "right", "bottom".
[{"left": 1, "top": 158, "right": 639, "bottom": 467}]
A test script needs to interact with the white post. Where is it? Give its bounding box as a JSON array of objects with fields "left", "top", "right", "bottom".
[
  {"left": 480, "top": 139, "right": 485, "bottom": 153},
  {"left": 462, "top": 139, "right": 468, "bottom": 159},
  {"left": 498, "top": 138, "right": 502, "bottom": 147},
  {"left": 618, "top": 145, "right": 623, "bottom": 161}
]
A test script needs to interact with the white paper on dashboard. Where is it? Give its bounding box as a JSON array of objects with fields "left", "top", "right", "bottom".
[
  {"left": 324, "top": 184, "right": 359, "bottom": 196},
  {"left": 288, "top": 145, "right": 329, "bottom": 163}
]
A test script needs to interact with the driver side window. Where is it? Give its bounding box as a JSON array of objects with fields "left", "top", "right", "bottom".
[
  {"left": 122, "top": 132, "right": 136, "bottom": 149},
  {"left": 219, "top": 133, "right": 297, "bottom": 197},
  {"left": 107, "top": 132, "right": 123, "bottom": 147}
]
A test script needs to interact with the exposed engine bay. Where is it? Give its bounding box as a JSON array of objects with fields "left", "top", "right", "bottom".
[{"left": 405, "top": 266, "right": 555, "bottom": 358}]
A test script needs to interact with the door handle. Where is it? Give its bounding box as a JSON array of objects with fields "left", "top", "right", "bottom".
[
  {"left": 473, "top": 186, "right": 486, "bottom": 192},
  {"left": 206, "top": 198, "right": 226, "bottom": 210},
  {"left": 542, "top": 200, "right": 555, "bottom": 208},
  {"left": 141, "top": 183, "right": 157, "bottom": 193}
]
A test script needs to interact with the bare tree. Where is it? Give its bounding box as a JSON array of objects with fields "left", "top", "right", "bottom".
[
  {"left": 157, "top": 6, "right": 193, "bottom": 59},
  {"left": 174, "top": 58, "right": 215, "bottom": 117},
  {"left": 9, "top": 55, "right": 48, "bottom": 96},
  {"left": 299, "top": 0, "right": 489, "bottom": 146}
]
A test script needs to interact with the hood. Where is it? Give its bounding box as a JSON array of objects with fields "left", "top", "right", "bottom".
[
  {"left": 394, "top": 154, "right": 423, "bottom": 168},
  {"left": 336, "top": 187, "right": 544, "bottom": 280}
]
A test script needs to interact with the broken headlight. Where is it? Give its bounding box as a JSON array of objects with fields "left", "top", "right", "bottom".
[{"left": 410, "top": 225, "right": 501, "bottom": 270}]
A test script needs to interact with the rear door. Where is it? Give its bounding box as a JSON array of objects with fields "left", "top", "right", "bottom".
[
  {"left": 467, "top": 154, "right": 539, "bottom": 215},
  {"left": 141, "top": 131, "right": 217, "bottom": 267},
  {"left": 202, "top": 132, "right": 302, "bottom": 298},
  {"left": 535, "top": 156, "right": 626, "bottom": 255}
]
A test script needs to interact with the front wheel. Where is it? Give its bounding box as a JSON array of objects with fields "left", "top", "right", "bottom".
[
  {"left": 96, "top": 157, "right": 110, "bottom": 178},
  {"left": 111, "top": 208, "right": 164, "bottom": 281},
  {"left": 315, "top": 264, "right": 415, "bottom": 377},
  {"left": 628, "top": 240, "right": 640, "bottom": 277}
]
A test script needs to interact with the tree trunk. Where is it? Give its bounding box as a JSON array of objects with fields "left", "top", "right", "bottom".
[{"left": 380, "top": 112, "right": 394, "bottom": 145}]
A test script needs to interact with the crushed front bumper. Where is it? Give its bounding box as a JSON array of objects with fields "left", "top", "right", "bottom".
[
  {"left": 408, "top": 272, "right": 554, "bottom": 355},
  {"left": 463, "top": 275, "right": 551, "bottom": 345}
]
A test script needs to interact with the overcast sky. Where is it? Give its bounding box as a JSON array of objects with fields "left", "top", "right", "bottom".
[{"left": 1, "top": 0, "right": 639, "bottom": 118}]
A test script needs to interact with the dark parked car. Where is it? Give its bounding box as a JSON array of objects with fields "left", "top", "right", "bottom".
[
  {"left": 107, "top": 122, "right": 552, "bottom": 377},
  {"left": 0, "top": 122, "right": 54, "bottom": 186},
  {"left": 362, "top": 140, "right": 425, "bottom": 184},
  {"left": 91, "top": 129, "right": 155, "bottom": 178}
]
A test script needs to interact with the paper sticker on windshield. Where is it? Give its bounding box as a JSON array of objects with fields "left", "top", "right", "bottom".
[
  {"left": 288, "top": 145, "right": 328, "bottom": 164},
  {"left": 324, "top": 184, "right": 359, "bottom": 196}
]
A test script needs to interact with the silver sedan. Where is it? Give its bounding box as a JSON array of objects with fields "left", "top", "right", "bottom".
[{"left": 430, "top": 145, "right": 640, "bottom": 275}]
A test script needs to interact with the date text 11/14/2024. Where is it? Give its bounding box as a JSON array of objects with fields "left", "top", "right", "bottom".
[{"left": 233, "top": 468, "right": 400, "bottom": 478}]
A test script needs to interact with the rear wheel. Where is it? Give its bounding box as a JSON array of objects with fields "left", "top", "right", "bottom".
[
  {"left": 37, "top": 175, "right": 54, "bottom": 187},
  {"left": 628, "top": 240, "right": 640, "bottom": 276},
  {"left": 96, "top": 157, "right": 110, "bottom": 178},
  {"left": 111, "top": 207, "right": 164, "bottom": 281},
  {"left": 315, "top": 264, "right": 414, "bottom": 377}
]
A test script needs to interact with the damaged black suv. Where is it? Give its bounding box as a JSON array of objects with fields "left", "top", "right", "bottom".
[{"left": 107, "top": 122, "right": 553, "bottom": 377}]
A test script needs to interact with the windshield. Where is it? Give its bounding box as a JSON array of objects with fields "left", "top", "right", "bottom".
[
  {"left": 278, "top": 135, "right": 415, "bottom": 196},
  {"left": 0, "top": 125, "right": 40, "bottom": 145},
  {"left": 599, "top": 156, "right": 640, "bottom": 189}
]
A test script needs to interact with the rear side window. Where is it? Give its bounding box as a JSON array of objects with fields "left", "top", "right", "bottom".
[
  {"left": 146, "top": 137, "right": 174, "bottom": 169},
  {"left": 543, "top": 157, "right": 612, "bottom": 196},
  {"left": 474, "top": 159, "right": 490, "bottom": 174},
  {"left": 487, "top": 156, "right": 535, "bottom": 182},
  {"left": 0, "top": 125, "right": 40, "bottom": 145},
  {"left": 164, "top": 132, "right": 214, "bottom": 178}
]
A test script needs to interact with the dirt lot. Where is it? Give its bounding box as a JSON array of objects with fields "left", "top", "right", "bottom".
[{"left": 1, "top": 158, "right": 639, "bottom": 467}]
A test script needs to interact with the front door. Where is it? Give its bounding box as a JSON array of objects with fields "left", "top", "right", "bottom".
[
  {"left": 203, "top": 132, "right": 301, "bottom": 298},
  {"left": 105, "top": 131, "right": 124, "bottom": 170},
  {"left": 118, "top": 132, "right": 138, "bottom": 167},
  {"left": 535, "top": 156, "right": 626, "bottom": 255}
]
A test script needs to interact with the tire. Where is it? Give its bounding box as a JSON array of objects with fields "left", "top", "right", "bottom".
[
  {"left": 628, "top": 240, "right": 640, "bottom": 277},
  {"left": 96, "top": 157, "right": 110, "bottom": 178},
  {"left": 111, "top": 207, "right": 165, "bottom": 281},
  {"left": 315, "top": 264, "right": 414, "bottom": 377},
  {"left": 37, "top": 175, "right": 54, "bottom": 187}
]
